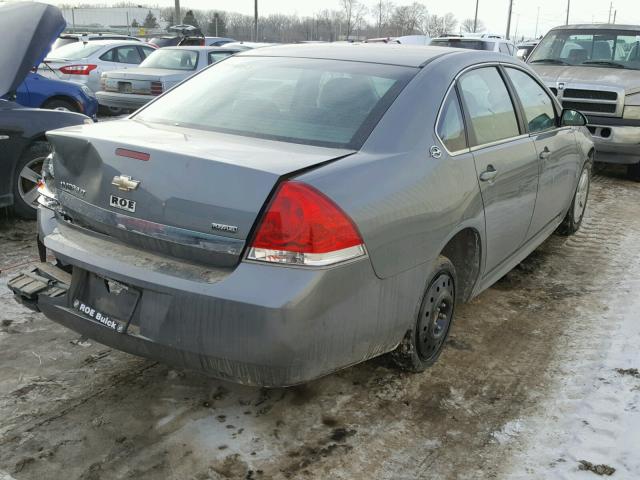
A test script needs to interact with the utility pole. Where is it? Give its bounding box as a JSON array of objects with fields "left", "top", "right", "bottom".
[
  {"left": 535, "top": 7, "right": 540, "bottom": 38},
  {"left": 565, "top": 0, "right": 570, "bottom": 25},
  {"left": 506, "top": 0, "right": 514, "bottom": 40},
  {"left": 473, "top": 0, "right": 479, "bottom": 33},
  {"left": 608, "top": 2, "right": 613, "bottom": 23},
  {"left": 613, "top": 9, "right": 617, "bottom": 23},
  {"left": 174, "top": 0, "right": 180, "bottom": 25},
  {"left": 254, "top": 0, "right": 258, "bottom": 41}
]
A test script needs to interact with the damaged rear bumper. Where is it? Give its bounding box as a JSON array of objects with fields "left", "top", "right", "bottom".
[{"left": 9, "top": 209, "right": 417, "bottom": 387}]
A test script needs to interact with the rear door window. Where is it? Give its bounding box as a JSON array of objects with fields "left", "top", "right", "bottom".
[
  {"left": 139, "top": 46, "right": 156, "bottom": 59},
  {"left": 208, "top": 51, "right": 233, "bottom": 64},
  {"left": 505, "top": 68, "right": 556, "bottom": 133},
  {"left": 437, "top": 90, "right": 467, "bottom": 152},
  {"left": 116, "top": 46, "right": 143, "bottom": 64},
  {"left": 458, "top": 67, "right": 520, "bottom": 146}
]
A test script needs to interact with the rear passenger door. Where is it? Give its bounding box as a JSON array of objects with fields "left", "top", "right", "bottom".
[
  {"left": 458, "top": 66, "right": 540, "bottom": 275},
  {"left": 503, "top": 67, "right": 580, "bottom": 237}
]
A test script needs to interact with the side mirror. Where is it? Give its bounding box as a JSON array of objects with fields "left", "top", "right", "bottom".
[{"left": 561, "top": 109, "right": 587, "bottom": 127}]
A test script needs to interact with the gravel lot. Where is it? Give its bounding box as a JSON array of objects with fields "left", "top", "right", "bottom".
[{"left": 0, "top": 167, "right": 639, "bottom": 479}]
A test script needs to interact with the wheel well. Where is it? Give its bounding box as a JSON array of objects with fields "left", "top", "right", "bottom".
[
  {"left": 441, "top": 228, "right": 481, "bottom": 303},
  {"left": 42, "top": 95, "right": 78, "bottom": 110}
]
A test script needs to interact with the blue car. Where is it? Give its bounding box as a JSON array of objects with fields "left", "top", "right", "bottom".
[{"left": 15, "top": 71, "right": 98, "bottom": 120}]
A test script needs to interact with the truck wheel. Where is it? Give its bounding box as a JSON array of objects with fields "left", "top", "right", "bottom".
[
  {"left": 557, "top": 161, "right": 591, "bottom": 236},
  {"left": 390, "top": 256, "right": 457, "bottom": 373},
  {"left": 42, "top": 98, "right": 79, "bottom": 113},
  {"left": 11, "top": 141, "right": 50, "bottom": 219},
  {"left": 628, "top": 162, "right": 640, "bottom": 182}
]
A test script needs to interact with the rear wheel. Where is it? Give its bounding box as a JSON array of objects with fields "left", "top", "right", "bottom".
[
  {"left": 390, "top": 256, "right": 457, "bottom": 373},
  {"left": 42, "top": 98, "right": 79, "bottom": 113},
  {"left": 11, "top": 141, "right": 50, "bottom": 219},
  {"left": 557, "top": 161, "right": 591, "bottom": 236},
  {"left": 628, "top": 162, "right": 640, "bottom": 182}
]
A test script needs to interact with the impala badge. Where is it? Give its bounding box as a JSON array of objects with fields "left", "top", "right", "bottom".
[{"left": 112, "top": 175, "right": 140, "bottom": 191}]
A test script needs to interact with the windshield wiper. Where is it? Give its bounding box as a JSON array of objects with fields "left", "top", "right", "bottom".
[
  {"left": 529, "top": 58, "right": 569, "bottom": 65},
  {"left": 581, "top": 60, "right": 626, "bottom": 69}
]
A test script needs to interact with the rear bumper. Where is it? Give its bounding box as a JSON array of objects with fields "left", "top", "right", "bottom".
[
  {"left": 587, "top": 121, "right": 640, "bottom": 165},
  {"left": 11, "top": 209, "right": 419, "bottom": 387},
  {"left": 96, "top": 91, "right": 154, "bottom": 110}
]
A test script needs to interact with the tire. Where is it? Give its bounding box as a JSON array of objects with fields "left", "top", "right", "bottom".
[
  {"left": 42, "top": 98, "right": 79, "bottom": 113},
  {"left": 557, "top": 160, "right": 592, "bottom": 236},
  {"left": 11, "top": 141, "right": 50, "bottom": 219},
  {"left": 390, "top": 256, "right": 457, "bottom": 373},
  {"left": 628, "top": 162, "right": 640, "bottom": 182}
]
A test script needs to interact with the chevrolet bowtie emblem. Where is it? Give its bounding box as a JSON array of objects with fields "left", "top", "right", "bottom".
[{"left": 112, "top": 175, "right": 140, "bottom": 191}]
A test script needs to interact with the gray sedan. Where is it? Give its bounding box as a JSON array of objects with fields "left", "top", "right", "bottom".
[
  {"left": 96, "top": 46, "right": 241, "bottom": 110},
  {"left": 10, "top": 44, "right": 594, "bottom": 387}
]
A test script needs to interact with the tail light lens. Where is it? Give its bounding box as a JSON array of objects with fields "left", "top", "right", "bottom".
[
  {"left": 247, "top": 181, "right": 366, "bottom": 266},
  {"left": 59, "top": 64, "right": 97, "bottom": 75},
  {"left": 150, "top": 81, "right": 163, "bottom": 96}
]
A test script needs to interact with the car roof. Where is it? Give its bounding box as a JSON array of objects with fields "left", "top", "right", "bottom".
[
  {"left": 552, "top": 23, "right": 640, "bottom": 31},
  {"left": 161, "top": 46, "right": 242, "bottom": 51},
  {"left": 80, "top": 39, "right": 147, "bottom": 46},
  {"left": 433, "top": 37, "right": 498, "bottom": 42},
  {"left": 237, "top": 43, "right": 459, "bottom": 67}
]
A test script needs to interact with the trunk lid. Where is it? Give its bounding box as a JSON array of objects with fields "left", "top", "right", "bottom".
[
  {"left": 47, "top": 119, "right": 355, "bottom": 267},
  {"left": 102, "top": 68, "right": 187, "bottom": 94}
]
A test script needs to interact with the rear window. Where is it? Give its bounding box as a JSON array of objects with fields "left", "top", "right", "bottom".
[
  {"left": 47, "top": 42, "right": 104, "bottom": 60},
  {"left": 135, "top": 56, "right": 415, "bottom": 149},
  {"left": 51, "top": 37, "right": 78, "bottom": 51},
  {"left": 139, "top": 49, "right": 198, "bottom": 70},
  {"left": 431, "top": 39, "right": 493, "bottom": 51}
]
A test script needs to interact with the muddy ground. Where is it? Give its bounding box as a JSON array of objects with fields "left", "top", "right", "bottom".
[{"left": 0, "top": 167, "right": 639, "bottom": 479}]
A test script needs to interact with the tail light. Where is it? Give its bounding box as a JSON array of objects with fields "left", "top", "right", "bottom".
[
  {"left": 150, "top": 81, "right": 163, "bottom": 96},
  {"left": 247, "top": 181, "right": 366, "bottom": 266},
  {"left": 59, "top": 64, "right": 97, "bottom": 75}
]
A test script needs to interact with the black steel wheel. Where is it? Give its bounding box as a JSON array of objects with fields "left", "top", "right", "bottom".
[{"left": 390, "top": 256, "right": 457, "bottom": 373}]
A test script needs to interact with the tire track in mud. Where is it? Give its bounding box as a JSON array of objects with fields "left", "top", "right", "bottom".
[{"left": 1, "top": 174, "right": 639, "bottom": 479}]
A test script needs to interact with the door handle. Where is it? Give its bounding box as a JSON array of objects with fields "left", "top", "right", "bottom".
[
  {"left": 539, "top": 146, "right": 551, "bottom": 160},
  {"left": 479, "top": 165, "right": 498, "bottom": 182}
]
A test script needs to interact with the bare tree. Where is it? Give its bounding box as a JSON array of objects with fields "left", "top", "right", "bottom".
[
  {"left": 424, "top": 12, "right": 458, "bottom": 37},
  {"left": 371, "top": 0, "right": 394, "bottom": 37},
  {"left": 340, "top": 0, "right": 365, "bottom": 39},
  {"left": 461, "top": 17, "right": 485, "bottom": 33},
  {"left": 390, "top": 2, "right": 426, "bottom": 36}
]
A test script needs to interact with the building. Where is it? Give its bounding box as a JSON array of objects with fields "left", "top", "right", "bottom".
[{"left": 60, "top": 7, "right": 168, "bottom": 35}]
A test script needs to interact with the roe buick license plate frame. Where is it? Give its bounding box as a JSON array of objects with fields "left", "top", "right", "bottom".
[{"left": 70, "top": 270, "right": 140, "bottom": 333}]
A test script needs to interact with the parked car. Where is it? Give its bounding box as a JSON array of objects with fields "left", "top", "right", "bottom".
[
  {"left": 51, "top": 32, "right": 141, "bottom": 51},
  {"left": 96, "top": 46, "right": 242, "bottom": 110},
  {"left": 221, "top": 41, "right": 276, "bottom": 50},
  {"left": 10, "top": 44, "right": 593, "bottom": 386},
  {"left": 180, "top": 36, "right": 236, "bottom": 47},
  {"left": 528, "top": 24, "right": 640, "bottom": 180},
  {"left": 516, "top": 41, "right": 539, "bottom": 61},
  {"left": 14, "top": 71, "right": 98, "bottom": 119},
  {"left": 148, "top": 36, "right": 181, "bottom": 48},
  {"left": 39, "top": 40, "right": 156, "bottom": 94},
  {"left": 1, "top": 2, "right": 91, "bottom": 219},
  {"left": 430, "top": 36, "right": 516, "bottom": 56},
  {"left": 367, "top": 35, "right": 430, "bottom": 45}
]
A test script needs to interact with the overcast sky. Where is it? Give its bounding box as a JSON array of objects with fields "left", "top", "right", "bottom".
[{"left": 42, "top": 0, "right": 640, "bottom": 39}]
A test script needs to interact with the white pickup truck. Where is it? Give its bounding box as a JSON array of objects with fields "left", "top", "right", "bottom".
[{"left": 529, "top": 24, "right": 640, "bottom": 180}]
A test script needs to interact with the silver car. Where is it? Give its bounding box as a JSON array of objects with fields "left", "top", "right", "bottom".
[
  {"left": 430, "top": 36, "right": 516, "bottom": 56},
  {"left": 39, "top": 40, "right": 156, "bottom": 94},
  {"left": 96, "top": 46, "right": 242, "bottom": 111},
  {"left": 10, "top": 44, "right": 594, "bottom": 387}
]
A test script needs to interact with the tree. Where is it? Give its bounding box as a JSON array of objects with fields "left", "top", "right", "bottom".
[
  {"left": 207, "top": 12, "right": 227, "bottom": 37},
  {"left": 182, "top": 10, "right": 199, "bottom": 28},
  {"left": 340, "top": 0, "right": 365, "bottom": 39},
  {"left": 390, "top": 2, "right": 426, "bottom": 36},
  {"left": 371, "top": 0, "right": 394, "bottom": 37},
  {"left": 461, "top": 17, "right": 484, "bottom": 33},
  {"left": 424, "top": 12, "right": 458, "bottom": 37},
  {"left": 131, "top": 19, "right": 139, "bottom": 28},
  {"left": 143, "top": 10, "right": 159, "bottom": 29}
]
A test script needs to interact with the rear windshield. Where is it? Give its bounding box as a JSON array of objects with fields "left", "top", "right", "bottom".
[
  {"left": 47, "top": 42, "right": 104, "bottom": 60},
  {"left": 139, "top": 49, "right": 199, "bottom": 70},
  {"left": 430, "top": 39, "right": 493, "bottom": 51},
  {"left": 134, "top": 56, "right": 416, "bottom": 149},
  {"left": 51, "top": 37, "right": 78, "bottom": 51},
  {"left": 529, "top": 29, "right": 640, "bottom": 70}
]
